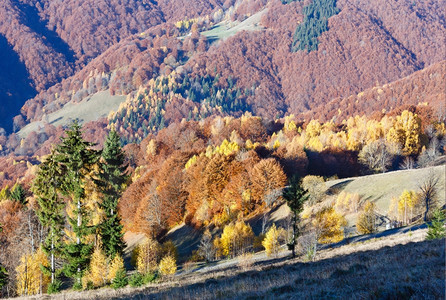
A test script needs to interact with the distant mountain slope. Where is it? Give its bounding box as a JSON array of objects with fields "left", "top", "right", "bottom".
[
  {"left": 0, "top": 0, "right": 229, "bottom": 133},
  {"left": 0, "top": 34, "right": 36, "bottom": 133},
  {"left": 0, "top": 0, "right": 75, "bottom": 91},
  {"left": 310, "top": 60, "right": 446, "bottom": 122},
  {"left": 1, "top": 0, "right": 445, "bottom": 152}
]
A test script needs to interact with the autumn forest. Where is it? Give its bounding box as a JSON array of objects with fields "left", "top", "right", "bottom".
[{"left": 0, "top": 0, "right": 445, "bottom": 297}]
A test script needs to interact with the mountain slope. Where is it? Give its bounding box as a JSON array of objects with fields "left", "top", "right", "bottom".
[
  {"left": 0, "top": 0, "right": 229, "bottom": 133},
  {"left": 1, "top": 0, "right": 445, "bottom": 153}
]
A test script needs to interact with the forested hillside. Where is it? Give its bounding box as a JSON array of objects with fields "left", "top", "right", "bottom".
[
  {"left": 1, "top": 106, "right": 445, "bottom": 296},
  {"left": 0, "top": 0, "right": 231, "bottom": 132},
  {"left": 0, "top": 0, "right": 443, "bottom": 151},
  {"left": 0, "top": 0, "right": 445, "bottom": 297}
]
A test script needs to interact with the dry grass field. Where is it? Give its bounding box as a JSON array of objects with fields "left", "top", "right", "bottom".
[{"left": 18, "top": 90, "right": 126, "bottom": 138}]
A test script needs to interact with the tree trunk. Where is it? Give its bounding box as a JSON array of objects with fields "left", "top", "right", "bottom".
[
  {"left": 77, "top": 197, "right": 81, "bottom": 284},
  {"left": 405, "top": 200, "right": 407, "bottom": 225},
  {"left": 28, "top": 213, "right": 34, "bottom": 252},
  {"left": 51, "top": 232, "right": 55, "bottom": 284},
  {"left": 291, "top": 212, "right": 297, "bottom": 258}
]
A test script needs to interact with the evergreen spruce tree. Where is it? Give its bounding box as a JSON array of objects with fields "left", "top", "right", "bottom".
[
  {"left": 98, "top": 130, "right": 128, "bottom": 258},
  {"left": 426, "top": 208, "right": 446, "bottom": 240},
  {"left": 55, "top": 121, "right": 99, "bottom": 287},
  {"left": 10, "top": 183, "right": 27, "bottom": 204},
  {"left": 111, "top": 269, "right": 128, "bottom": 289},
  {"left": 32, "top": 150, "right": 65, "bottom": 284},
  {"left": 283, "top": 176, "right": 309, "bottom": 258}
]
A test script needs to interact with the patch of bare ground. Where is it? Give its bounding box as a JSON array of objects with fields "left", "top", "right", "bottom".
[{"left": 17, "top": 228, "right": 444, "bottom": 300}]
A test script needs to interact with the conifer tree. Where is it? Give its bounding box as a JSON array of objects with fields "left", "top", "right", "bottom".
[
  {"left": 16, "top": 247, "right": 50, "bottom": 296},
  {"left": 426, "top": 209, "right": 446, "bottom": 240},
  {"left": 283, "top": 176, "right": 309, "bottom": 258},
  {"left": 98, "top": 130, "right": 128, "bottom": 258},
  {"left": 10, "top": 183, "right": 27, "bottom": 204},
  {"left": 33, "top": 150, "right": 65, "bottom": 284},
  {"left": 55, "top": 121, "right": 99, "bottom": 287},
  {"left": 111, "top": 269, "right": 128, "bottom": 289}
]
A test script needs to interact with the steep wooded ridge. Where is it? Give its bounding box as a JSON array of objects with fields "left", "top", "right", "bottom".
[
  {"left": 1, "top": 1, "right": 446, "bottom": 296},
  {"left": 0, "top": 0, "right": 445, "bottom": 149},
  {"left": 0, "top": 0, "right": 229, "bottom": 133}
]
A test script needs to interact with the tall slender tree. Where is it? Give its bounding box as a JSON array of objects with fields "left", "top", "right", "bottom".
[
  {"left": 33, "top": 150, "right": 65, "bottom": 285},
  {"left": 98, "top": 130, "right": 128, "bottom": 258},
  {"left": 55, "top": 121, "right": 99, "bottom": 287},
  {"left": 283, "top": 176, "right": 309, "bottom": 258}
]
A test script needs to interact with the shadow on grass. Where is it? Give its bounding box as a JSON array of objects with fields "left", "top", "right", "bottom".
[
  {"left": 326, "top": 179, "right": 354, "bottom": 195},
  {"left": 115, "top": 239, "right": 445, "bottom": 299},
  {"left": 320, "top": 222, "right": 429, "bottom": 251}
]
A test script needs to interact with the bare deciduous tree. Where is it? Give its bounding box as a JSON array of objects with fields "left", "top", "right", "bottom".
[
  {"left": 419, "top": 173, "right": 439, "bottom": 221},
  {"left": 399, "top": 156, "right": 416, "bottom": 170},
  {"left": 198, "top": 229, "right": 215, "bottom": 262},
  {"left": 417, "top": 137, "right": 441, "bottom": 168},
  {"left": 358, "top": 139, "right": 399, "bottom": 173},
  {"left": 298, "top": 230, "right": 318, "bottom": 262}
]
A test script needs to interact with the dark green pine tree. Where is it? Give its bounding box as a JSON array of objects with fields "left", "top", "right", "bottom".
[
  {"left": 283, "top": 176, "right": 309, "bottom": 258},
  {"left": 55, "top": 120, "right": 99, "bottom": 287},
  {"left": 426, "top": 208, "right": 446, "bottom": 240},
  {"left": 98, "top": 130, "right": 128, "bottom": 258},
  {"left": 10, "top": 183, "right": 27, "bottom": 204},
  {"left": 33, "top": 149, "right": 66, "bottom": 285}
]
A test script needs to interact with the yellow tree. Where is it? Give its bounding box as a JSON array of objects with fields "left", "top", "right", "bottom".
[
  {"left": 388, "top": 196, "right": 400, "bottom": 223},
  {"left": 136, "top": 237, "right": 160, "bottom": 274},
  {"left": 313, "top": 207, "right": 347, "bottom": 244},
  {"left": 16, "top": 247, "right": 50, "bottom": 296},
  {"left": 215, "top": 220, "right": 254, "bottom": 258},
  {"left": 108, "top": 255, "right": 125, "bottom": 283},
  {"left": 386, "top": 110, "right": 422, "bottom": 155},
  {"left": 356, "top": 201, "right": 377, "bottom": 234},
  {"left": 158, "top": 255, "right": 177, "bottom": 277},
  {"left": 82, "top": 245, "right": 108, "bottom": 288},
  {"left": 398, "top": 190, "right": 420, "bottom": 224},
  {"left": 305, "top": 119, "right": 322, "bottom": 139},
  {"left": 345, "top": 115, "right": 368, "bottom": 151},
  {"left": 262, "top": 224, "right": 286, "bottom": 257},
  {"left": 335, "top": 192, "right": 360, "bottom": 213}
]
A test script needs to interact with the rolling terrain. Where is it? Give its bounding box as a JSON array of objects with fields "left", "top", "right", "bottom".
[
  {"left": 0, "top": 0, "right": 445, "bottom": 298},
  {"left": 0, "top": 0, "right": 443, "bottom": 149}
]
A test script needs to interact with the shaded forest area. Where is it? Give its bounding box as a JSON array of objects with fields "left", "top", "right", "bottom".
[{"left": 0, "top": 35, "right": 36, "bottom": 133}]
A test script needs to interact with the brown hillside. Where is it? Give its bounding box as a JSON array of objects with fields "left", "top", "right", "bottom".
[
  {"left": 2, "top": 0, "right": 446, "bottom": 153},
  {"left": 311, "top": 60, "right": 446, "bottom": 122}
]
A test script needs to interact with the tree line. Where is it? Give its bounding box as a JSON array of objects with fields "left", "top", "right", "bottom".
[{"left": 0, "top": 121, "right": 128, "bottom": 295}]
